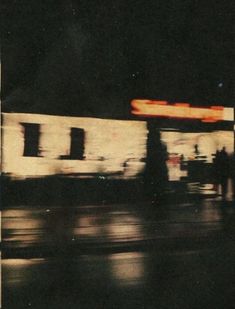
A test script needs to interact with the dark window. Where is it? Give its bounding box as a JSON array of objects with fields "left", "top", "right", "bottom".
[
  {"left": 70, "top": 128, "right": 85, "bottom": 159},
  {"left": 60, "top": 128, "right": 85, "bottom": 160},
  {"left": 21, "top": 123, "right": 40, "bottom": 157}
]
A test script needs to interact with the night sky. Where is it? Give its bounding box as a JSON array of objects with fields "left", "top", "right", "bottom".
[{"left": 2, "top": 0, "right": 234, "bottom": 118}]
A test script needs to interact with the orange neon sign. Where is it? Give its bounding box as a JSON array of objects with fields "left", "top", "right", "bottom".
[{"left": 131, "top": 100, "right": 233, "bottom": 122}]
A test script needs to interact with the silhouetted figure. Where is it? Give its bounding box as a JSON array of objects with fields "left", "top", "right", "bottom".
[
  {"left": 194, "top": 144, "right": 200, "bottom": 156},
  {"left": 230, "top": 153, "right": 235, "bottom": 200},
  {"left": 180, "top": 154, "right": 185, "bottom": 170},
  {"left": 215, "top": 147, "right": 230, "bottom": 200},
  {"left": 213, "top": 150, "right": 220, "bottom": 192},
  {"left": 144, "top": 121, "right": 169, "bottom": 204}
]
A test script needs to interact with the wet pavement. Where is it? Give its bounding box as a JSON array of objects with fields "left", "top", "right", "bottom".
[{"left": 2, "top": 199, "right": 235, "bottom": 309}]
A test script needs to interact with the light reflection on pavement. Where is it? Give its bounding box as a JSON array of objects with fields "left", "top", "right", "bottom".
[
  {"left": 2, "top": 200, "right": 235, "bottom": 309},
  {"left": 2, "top": 200, "right": 234, "bottom": 251}
]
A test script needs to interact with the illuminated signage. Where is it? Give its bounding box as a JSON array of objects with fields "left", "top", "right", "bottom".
[{"left": 131, "top": 100, "right": 234, "bottom": 122}]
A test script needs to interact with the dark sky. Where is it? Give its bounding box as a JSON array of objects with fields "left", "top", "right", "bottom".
[{"left": 2, "top": 0, "right": 234, "bottom": 118}]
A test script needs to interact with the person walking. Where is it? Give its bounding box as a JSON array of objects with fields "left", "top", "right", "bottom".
[{"left": 216, "top": 147, "right": 230, "bottom": 200}]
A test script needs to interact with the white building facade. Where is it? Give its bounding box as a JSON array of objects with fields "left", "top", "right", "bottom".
[{"left": 2, "top": 113, "right": 147, "bottom": 179}]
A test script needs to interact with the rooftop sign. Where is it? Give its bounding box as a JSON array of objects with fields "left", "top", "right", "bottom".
[{"left": 131, "top": 100, "right": 234, "bottom": 122}]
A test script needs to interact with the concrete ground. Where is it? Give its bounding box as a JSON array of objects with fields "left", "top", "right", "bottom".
[{"left": 2, "top": 198, "right": 235, "bottom": 309}]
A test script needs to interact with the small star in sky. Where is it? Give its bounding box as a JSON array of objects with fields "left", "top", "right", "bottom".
[{"left": 131, "top": 72, "right": 140, "bottom": 79}]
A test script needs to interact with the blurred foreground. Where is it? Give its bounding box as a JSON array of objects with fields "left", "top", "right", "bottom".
[{"left": 2, "top": 198, "right": 235, "bottom": 309}]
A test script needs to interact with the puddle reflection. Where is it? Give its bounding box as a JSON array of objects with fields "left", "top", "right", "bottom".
[
  {"left": 2, "top": 199, "right": 233, "bottom": 252},
  {"left": 3, "top": 209, "right": 44, "bottom": 247},
  {"left": 74, "top": 211, "right": 143, "bottom": 242},
  {"left": 2, "top": 259, "right": 46, "bottom": 287},
  {"left": 109, "top": 252, "right": 146, "bottom": 286}
]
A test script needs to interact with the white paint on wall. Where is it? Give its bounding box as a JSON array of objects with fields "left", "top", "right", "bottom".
[{"left": 2, "top": 113, "right": 147, "bottom": 179}]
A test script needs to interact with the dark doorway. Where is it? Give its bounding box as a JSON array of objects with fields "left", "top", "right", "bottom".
[
  {"left": 21, "top": 123, "right": 40, "bottom": 157},
  {"left": 60, "top": 128, "right": 85, "bottom": 160},
  {"left": 70, "top": 128, "right": 85, "bottom": 160}
]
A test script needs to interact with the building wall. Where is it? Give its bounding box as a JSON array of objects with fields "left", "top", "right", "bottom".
[
  {"left": 2, "top": 113, "right": 147, "bottom": 179},
  {"left": 2, "top": 113, "right": 234, "bottom": 181}
]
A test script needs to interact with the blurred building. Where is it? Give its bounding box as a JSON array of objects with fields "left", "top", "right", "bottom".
[
  {"left": 2, "top": 113, "right": 147, "bottom": 179},
  {"left": 2, "top": 109, "right": 234, "bottom": 184}
]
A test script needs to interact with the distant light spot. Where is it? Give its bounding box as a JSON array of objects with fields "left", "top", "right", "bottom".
[
  {"left": 132, "top": 71, "right": 140, "bottom": 78},
  {"left": 218, "top": 82, "right": 223, "bottom": 88}
]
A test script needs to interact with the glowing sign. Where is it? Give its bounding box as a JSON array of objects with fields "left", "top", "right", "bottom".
[{"left": 131, "top": 100, "right": 234, "bottom": 122}]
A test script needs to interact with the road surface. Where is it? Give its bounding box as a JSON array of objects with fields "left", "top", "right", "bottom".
[{"left": 2, "top": 199, "right": 235, "bottom": 309}]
